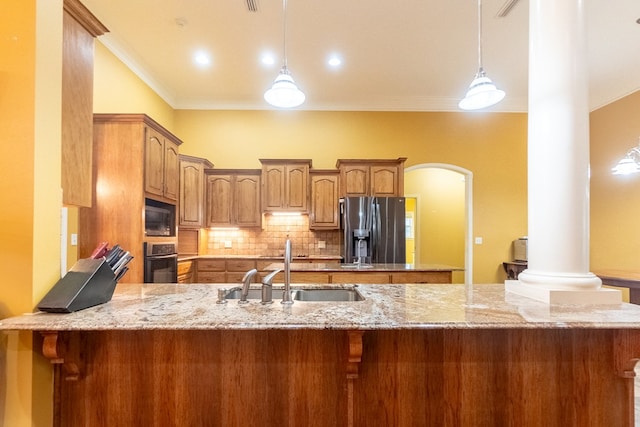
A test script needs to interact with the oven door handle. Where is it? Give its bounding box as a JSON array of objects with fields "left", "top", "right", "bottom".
[{"left": 147, "top": 254, "right": 178, "bottom": 260}]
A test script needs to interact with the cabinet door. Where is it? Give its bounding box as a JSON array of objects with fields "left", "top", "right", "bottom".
[
  {"left": 370, "top": 165, "right": 400, "bottom": 196},
  {"left": 341, "top": 165, "right": 369, "bottom": 197},
  {"left": 206, "top": 175, "right": 233, "bottom": 226},
  {"left": 179, "top": 160, "right": 204, "bottom": 227},
  {"left": 262, "top": 164, "right": 285, "bottom": 211},
  {"left": 310, "top": 173, "right": 339, "bottom": 229},
  {"left": 285, "top": 164, "right": 309, "bottom": 211},
  {"left": 235, "top": 174, "right": 262, "bottom": 227},
  {"left": 164, "top": 141, "right": 180, "bottom": 201},
  {"left": 144, "top": 127, "right": 165, "bottom": 198}
]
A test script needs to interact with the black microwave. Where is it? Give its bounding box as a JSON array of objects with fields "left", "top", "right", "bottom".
[{"left": 144, "top": 199, "right": 176, "bottom": 237}]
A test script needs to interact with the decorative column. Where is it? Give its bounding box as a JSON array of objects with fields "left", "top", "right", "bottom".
[{"left": 505, "top": 0, "right": 620, "bottom": 304}]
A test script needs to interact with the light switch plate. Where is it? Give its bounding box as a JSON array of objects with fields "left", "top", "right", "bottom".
[{"left": 224, "top": 240, "right": 232, "bottom": 248}]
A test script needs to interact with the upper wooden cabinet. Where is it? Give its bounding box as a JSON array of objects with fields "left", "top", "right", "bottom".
[
  {"left": 205, "top": 169, "right": 261, "bottom": 228},
  {"left": 336, "top": 158, "right": 407, "bottom": 197},
  {"left": 80, "top": 114, "right": 182, "bottom": 283},
  {"left": 145, "top": 127, "right": 180, "bottom": 203},
  {"left": 309, "top": 170, "right": 340, "bottom": 230},
  {"left": 260, "top": 159, "right": 311, "bottom": 212},
  {"left": 61, "top": 0, "right": 107, "bottom": 206},
  {"left": 179, "top": 155, "right": 213, "bottom": 228}
]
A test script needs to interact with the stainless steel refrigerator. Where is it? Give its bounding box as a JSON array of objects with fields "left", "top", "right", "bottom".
[{"left": 341, "top": 197, "right": 406, "bottom": 264}]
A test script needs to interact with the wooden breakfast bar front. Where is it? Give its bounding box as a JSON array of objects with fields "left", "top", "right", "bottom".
[{"left": 2, "top": 283, "right": 640, "bottom": 427}]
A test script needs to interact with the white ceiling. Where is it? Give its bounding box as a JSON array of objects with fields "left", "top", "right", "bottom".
[{"left": 82, "top": 0, "right": 640, "bottom": 112}]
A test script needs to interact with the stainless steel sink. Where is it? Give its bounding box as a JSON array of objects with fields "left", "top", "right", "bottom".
[
  {"left": 292, "top": 288, "right": 365, "bottom": 302},
  {"left": 220, "top": 286, "right": 365, "bottom": 302}
]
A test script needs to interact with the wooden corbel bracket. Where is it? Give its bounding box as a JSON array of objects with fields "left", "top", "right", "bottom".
[{"left": 40, "top": 331, "right": 82, "bottom": 381}]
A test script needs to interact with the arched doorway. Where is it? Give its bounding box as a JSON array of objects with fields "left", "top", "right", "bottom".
[{"left": 404, "top": 163, "right": 473, "bottom": 285}]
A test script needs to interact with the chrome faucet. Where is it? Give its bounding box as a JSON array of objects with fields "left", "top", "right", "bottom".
[
  {"left": 238, "top": 268, "right": 258, "bottom": 304},
  {"left": 261, "top": 269, "right": 281, "bottom": 304},
  {"left": 282, "top": 239, "right": 293, "bottom": 304}
]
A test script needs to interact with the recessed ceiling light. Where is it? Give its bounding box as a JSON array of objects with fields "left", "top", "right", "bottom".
[
  {"left": 194, "top": 51, "right": 211, "bottom": 67},
  {"left": 328, "top": 55, "right": 342, "bottom": 68},
  {"left": 261, "top": 53, "right": 276, "bottom": 66}
]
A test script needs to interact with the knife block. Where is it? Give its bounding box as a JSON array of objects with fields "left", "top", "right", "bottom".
[{"left": 37, "top": 258, "right": 117, "bottom": 313}]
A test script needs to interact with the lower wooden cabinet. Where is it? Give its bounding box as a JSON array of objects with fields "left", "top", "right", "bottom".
[
  {"left": 177, "top": 260, "right": 194, "bottom": 284},
  {"left": 196, "top": 258, "right": 260, "bottom": 283},
  {"left": 191, "top": 257, "right": 453, "bottom": 284}
]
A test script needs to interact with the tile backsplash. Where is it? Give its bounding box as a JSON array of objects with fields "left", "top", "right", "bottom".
[{"left": 204, "top": 215, "right": 341, "bottom": 257}]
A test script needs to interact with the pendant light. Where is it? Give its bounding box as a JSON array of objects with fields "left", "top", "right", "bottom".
[
  {"left": 264, "top": 0, "right": 305, "bottom": 108},
  {"left": 458, "top": 0, "right": 505, "bottom": 111},
  {"left": 612, "top": 137, "right": 640, "bottom": 175}
]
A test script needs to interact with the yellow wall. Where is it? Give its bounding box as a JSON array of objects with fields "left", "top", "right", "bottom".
[
  {"left": 590, "top": 90, "right": 640, "bottom": 271},
  {"left": 93, "top": 42, "right": 175, "bottom": 132},
  {"left": 1, "top": 1, "right": 63, "bottom": 425},
  {"left": 405, "top": 168, "right": 466, "bottom": 284}
]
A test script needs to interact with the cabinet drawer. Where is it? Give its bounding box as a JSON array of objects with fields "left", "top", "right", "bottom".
[
  {"left": 292, "top": 272, "right": 330, "bottom": 283},
  {"left": 226, "top": 271, "right": 260, "bottom": 283},
  {"left": 197, "top": 259, "right": 226, "bottom": 271},
  {"left": 264, "top": 271, "right": 330, "bottom": 284},
  {"left": 226, "top": 259, "right": 257, "bottom": 272},
  {"left": 391, "top": 271, "right": 452, "bottom": 284},
  {"left": 330, "top": 272, "right": 391, "bottom": 284},
  {"left": 196, "top": 271, "right": 226, "bottom": 283}
]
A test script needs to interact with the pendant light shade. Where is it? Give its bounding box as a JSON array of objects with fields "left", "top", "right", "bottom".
[
  {"left": 265, "top": 0, "right": 305, "bottom": 108},
  {"left": 612, "top": 138, "right": 640, "bottom": 175},
  {"left": 459, "top": 68, "right": 505, "bottom": 110},
  {"left": 264, "top": 65, "right": 305, "bottom": 108},
  {"left": 459, "top": 0, "right": 505, "bottom": 111}
]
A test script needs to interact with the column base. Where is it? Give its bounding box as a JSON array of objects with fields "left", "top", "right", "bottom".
[{"left": 505, "top": 280, "right": 622, "bottom": 304}]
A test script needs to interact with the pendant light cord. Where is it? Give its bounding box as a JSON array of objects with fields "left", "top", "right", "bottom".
[
  {"left": 477, "top": 0, "right": 483, "bottom": 72},
  {"left": 282, "top": 0, "right": 288, "bottom": 68}
]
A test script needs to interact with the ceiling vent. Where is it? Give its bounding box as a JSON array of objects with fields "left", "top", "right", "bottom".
[
  {"left": 497, "top": 0, "right": 520, "bottom": 17},
  {"left": 246, "top": 0, "right": 259, "bottom": 12}
]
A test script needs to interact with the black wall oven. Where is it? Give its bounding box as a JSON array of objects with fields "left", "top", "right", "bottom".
[{"left": 143, "top": 242, "right": 178, "bottom": 283}]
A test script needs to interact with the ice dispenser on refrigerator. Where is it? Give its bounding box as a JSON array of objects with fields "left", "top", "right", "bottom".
[{"left": 341, "top": 197, "right": 406, "bottom": 264}]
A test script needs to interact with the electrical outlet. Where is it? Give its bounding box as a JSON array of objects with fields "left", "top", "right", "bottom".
[
  {"left": 224, "top": 240, "right": 232, "bottom": 248},
  {"left": 318, "top": 240, "right": 326, "bottom": 249},
  {"left": 70, "top": 233, "right": 78, "bottom": 246},
  {"left": 474, "top": 237, "right": 483, "bottom": 245}
]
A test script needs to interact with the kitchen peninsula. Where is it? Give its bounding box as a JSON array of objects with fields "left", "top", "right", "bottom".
[{"left": 3, "top": 283, "right": 640, "bottom": 426}]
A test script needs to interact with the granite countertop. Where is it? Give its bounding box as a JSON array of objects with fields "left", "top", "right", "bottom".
[
  {"left": 2, "top": 283, "right": 640, "bottom": 332},
  {"left": 264, "top": 262, "right": 464, "bottom": 272}
]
